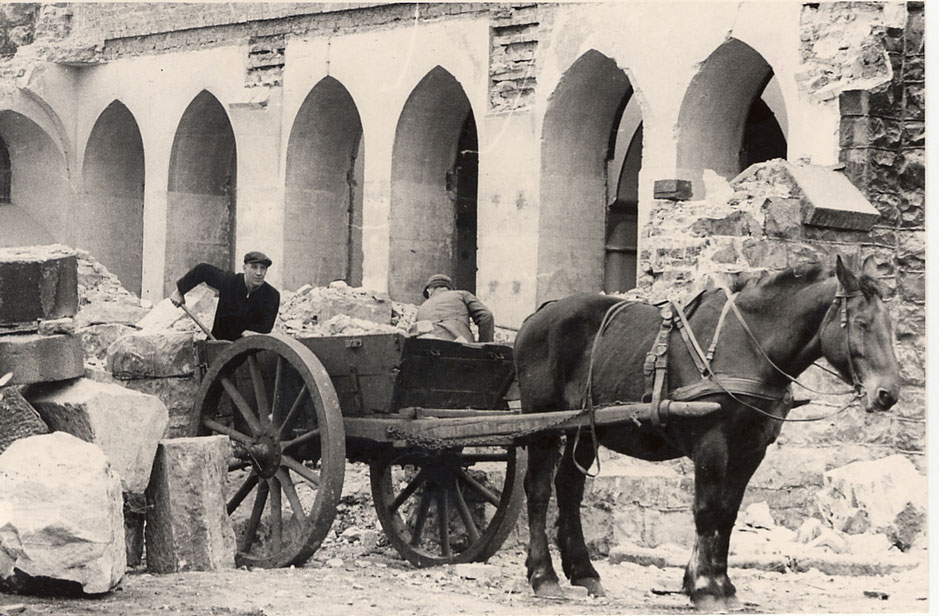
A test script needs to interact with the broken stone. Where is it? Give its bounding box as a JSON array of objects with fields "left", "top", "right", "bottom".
[
  {"left": 740, "top": 501, "right": 776, "bottom": 530},
  {"left": 145, "top": 436, "right": 234, "bottom": 573},
  {"left": 117, "top": 376, "right": 200, "bottom": 439},
  {"left": 807, "top": 528, "right": 850, "bottom": 554},
  {"left": 0, "top": 387, "right": 48, "bottom": 454},
  {"left": 0, "top": 432, "right": 125, "bottom": 595},
  {"left": 0, "top": 333, "right": 84, "bottom": 385},
  {"left": 36, "top": 317, "right": 74, "bottom": 336},
  {"left": 0, "top": 245, "right": 78, "bottom": 325},
  {"left": 278, "top": 281, "right": 393, "bottom": 335},
  {"left": 28, "top": 378, "right": 169, "bottom": 493},
  {"left": 76, "top": 323, "right": 137, "bottom": 365},
  {"left": 74, "top": 250, "right": 147, "bottom": 328},
  {"left": 795, "top": 517, "right": 824, "bottom": 544},
  {"left": 106, "top": 330, "right": 198, "bottom": 379},
  {"left": 136, "top": 284, "right": 217, "bottom": 333},
  {"left": 816, "top": 454, "right": 926, "bottom": 550}
]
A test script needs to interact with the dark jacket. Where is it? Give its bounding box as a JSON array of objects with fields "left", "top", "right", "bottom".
[
  {"left": 415, "top": 289, "right": 494, "bottom": 342},
  {"left": 176, "top": 263, "right": 280, "bottom": 341}
]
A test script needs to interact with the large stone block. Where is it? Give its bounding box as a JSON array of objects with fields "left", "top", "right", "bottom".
[
  {"left": 0, "top": 432, "right": 125, "bottom": 595},
  {"left": 119, "top": 376, "right": 200, "bottom": 439},
  {"left": 76, "top": 323, "right": 137, "bottom": 365},
  {"left": 28, "top": 378, "right": 169, "bottom": 493},
  {"left": 0, "top": 387, "right": 48, "bottom": 454},
  {"left": 0, "top": 333, "right": 84, "bottom": 385},
  {"left": 145, "top": 436, "right": 235, "bottom": 573},
  {"left": 0, "top": 245, "right": 78, "bottom": 325},
  {"left": 135, "top": 284, "right": 217, "bottom": 333},
  {"left": 106, "top": 330, "right": 198, "bottom": 379}
]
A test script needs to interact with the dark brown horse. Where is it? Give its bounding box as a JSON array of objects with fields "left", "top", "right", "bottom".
[{"left": 513, "top": 257, "right": 900, "bottom": 610}]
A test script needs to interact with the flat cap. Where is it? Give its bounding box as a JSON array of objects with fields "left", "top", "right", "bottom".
[
  {"left": 244, "top": 251, "right": 272, "bottom": 267},
  {"left": 422, "top": 273, "right": 453, "bottom": 298}
]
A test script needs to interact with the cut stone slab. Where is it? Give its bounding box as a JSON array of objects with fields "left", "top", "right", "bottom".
[
  {"left": 0, "top": 432, "right": 125, "bottom": 595},
  {"left": 28, "top": 378, "right": 169, "bottom": 494},
  {"left": 0, "top": 333, "right": 84, "bottom": 385},
  {"left": 816, "top": 454, "right": 926, "bottom": 550},
  {"left": 118, "top": 376, "right": 200, "bottom": 439},
  {"left": 0, "top": 245, "right": 78, "bottom": 325},
  {"left": 145, "top": 436, "right": 235, "bottom": 573},
  {"left": 106, "top": 330, "right": 198, "bottom": 379},
  {"left": 76, "top": 323, "right": 137, "bottom": 365}
]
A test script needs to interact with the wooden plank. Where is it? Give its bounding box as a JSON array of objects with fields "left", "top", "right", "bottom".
[
  {"left": 343, "top": 400, "right": 721, "bottom": 444},
  {"left": 410, "top": 407, "right": 521, "bottom": 419}
]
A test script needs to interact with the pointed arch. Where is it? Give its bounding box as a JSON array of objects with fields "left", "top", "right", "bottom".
[
  {"left": 676, "top": 38, "right": 788, "bottom": 198},
  {"left": 284, "top": 77, "right": 364, "bottom": 290},
  {"left": 80, "top": 100, "right": 145, "bottom": 295},
  {"left": 164, "top": 90, "right": 236, "bottom": 295},
  {"left": 389, "top": 66, "right": 478, "bottom": 304}
]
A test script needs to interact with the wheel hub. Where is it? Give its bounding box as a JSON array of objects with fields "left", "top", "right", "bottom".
[{"left": 248, "top": 434, "right": 281, "bottom": 478}]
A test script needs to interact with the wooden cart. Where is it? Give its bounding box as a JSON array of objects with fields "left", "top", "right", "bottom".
[{"left": 191, "top": 333, "right": 719, "bottom": 569}]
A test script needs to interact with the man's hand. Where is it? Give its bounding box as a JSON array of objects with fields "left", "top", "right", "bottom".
[{"left": 169, "top": 289, "right": 185, "bottom": 307}]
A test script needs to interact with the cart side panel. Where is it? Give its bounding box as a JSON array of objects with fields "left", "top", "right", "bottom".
[
  {"left": 390, "top": 337, "right": 515, "bottom": 412},
  {"left": 294, "top": 333, "right": 404, "bottom": 416}
]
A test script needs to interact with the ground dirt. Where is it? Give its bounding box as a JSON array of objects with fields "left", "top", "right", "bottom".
[{"left": 1, "top": 500, "right": 928, "bottom": 616}]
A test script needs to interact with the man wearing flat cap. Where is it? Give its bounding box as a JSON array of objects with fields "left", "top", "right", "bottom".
[
  {"left": 411, "top": 274, "right": 494, "bottom": 343},
  {"left": 170, "top": 251, "right": 280, "bottom": 341}
]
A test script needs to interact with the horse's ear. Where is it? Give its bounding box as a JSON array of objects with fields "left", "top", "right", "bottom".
[
  {"left": 861, "top": 254, "right": 880, "bottom": 280},
  {"left": 835, "top": 255, "right": 860, "bottom": 293}
]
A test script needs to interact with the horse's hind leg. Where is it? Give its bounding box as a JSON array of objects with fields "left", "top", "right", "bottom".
[
  {"left": 525, "top": 434, "right": 564, "bottom": 598},
  {"left": 556, "top": 433, "right": 604, "bottom": 597},
  {"left": 684, "top": 435, "right": 766, "bottom": 612}
]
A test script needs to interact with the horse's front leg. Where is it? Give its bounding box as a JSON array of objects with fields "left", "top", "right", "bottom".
[
  {"left": 556, "top": 433, "right": 604, "bottom": 597},
  {"left": 684, "top": 432, "right": 767, "bottom": 612},
  {"left": 525, "top": 434, "right": 564, "bottom": 598}
]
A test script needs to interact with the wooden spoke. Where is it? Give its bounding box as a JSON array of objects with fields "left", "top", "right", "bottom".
[
  {"left": 220, "top": 376, "right": 262, "bottom": 435},
  {"left": 278, "top": 385, "right": 309, "bottom": 439},
  {"left": 281, "top": 455, "right": 320, "bottom": 487},
  {"left": 247, "top": 354, "right": 271, "bottom": 430},
  {"left": 276, "top": 468, "right": 306, "bottom": 519},
  {"left": 410, "top": 491, "right": 432, "bottom": 547},
  {"left": 228, "top": 472, "right": 259, "bottom": 515},
  {"left": 281, "top": 428, "right": 321, "bottom": 451},
  {"left": 204, "top": 418, "right": 253, "bottom": 445},
  {"left": 390, "top": 468, "right": 430, "bottom": 513},
  {"left": 436, "top": 489, "right": 451, "bottom": 557},
  {"left": 240, "top": 481, "right": 270, "bottom": 554},
  {"left": 269, "top": 477, "right": 283, "bottom": 554},
  {"left": 452, "top": 479, "right": 481, "bottom": 543},
  {"left": 270, "top": 356, "right": 284, "bottom": 426},
  {"left": 457, "top": 468, "right": 500, "bottom": 507}
]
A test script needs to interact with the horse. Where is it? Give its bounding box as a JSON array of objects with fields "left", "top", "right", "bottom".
[{"left": 513, "top": 257, "right": 900, "bottom": 611}]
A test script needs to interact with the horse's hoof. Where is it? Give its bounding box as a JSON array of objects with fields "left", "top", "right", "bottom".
[
  {"left": 572, "top": 578, "right": 606, "bottom": 598},
  {"left": 532, "top": 580, "right": 567, "bottom": 600},
  {"left": 692, "top": 594, "right": 728, "bottom": 613},
  {"left": 723, "top": 595, "right": 743, "bottom": 611}
]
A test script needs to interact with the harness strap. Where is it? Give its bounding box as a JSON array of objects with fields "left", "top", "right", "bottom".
[
  {"left": 672, "top": 299, "right": 712, "bottom": 378},
  {"left": 670, "top": 375, "right": 792, "bottom": 403},
  {"left": 706, "top": 291, "right": 736, "bottom": 363}
]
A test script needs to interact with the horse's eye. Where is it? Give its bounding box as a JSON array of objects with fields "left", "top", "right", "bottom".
[{"left": 854, "top": 319, "right": 870, "bottom": 330}]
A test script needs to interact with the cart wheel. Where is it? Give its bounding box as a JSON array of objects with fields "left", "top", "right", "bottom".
[
  {"left": 369, "top": 444, "right": 527, "bottom": 567},
  {"left": 191, "top": 334, "right": 345, "bottom": 568}
]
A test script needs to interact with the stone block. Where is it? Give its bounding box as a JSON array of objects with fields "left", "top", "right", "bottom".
[
  {"left": 0, "top": 245, "right": 78, "bottom": 325},
  {"left": 145, "top": 436, "right": 235, "bottom": 573},
  {"left": 839, "top": 116, "right": 901, "bottom": 150},
  {"left": 106, "top": 330, "right": 198, "bottom": 379},
  {"left": 28, "top": 378, "right": 169, "bottom": 493},
  {"left": 0, "top": 333, "right": 84, "bottom": 385},
  {"left": 0, "top": 432, "right": 125, "bottom": 594},
  {"left": 653, "top": 179, "right": 693, "bottom": 201},
  {"left": 119, "top": 376, "right": 200, "bottom": 439},
  {"left": 136, "top": 284, "right": 217, "bottom": 332},
  {"left": 897, "top": 270, "right": 925, "bottom": 303},
  {"left": 761, "top": 197, "right": 802, "bottom": 238},
  {"left": 690, "top": 211, "right": 757, "bottom": 237},
  {"left": 76, "top": 323, "right": 137, "bottom": 365}
]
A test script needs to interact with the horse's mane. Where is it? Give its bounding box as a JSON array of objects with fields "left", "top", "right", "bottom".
[{"left": 733, "top": 262, "right": 882, "bottom": 311}]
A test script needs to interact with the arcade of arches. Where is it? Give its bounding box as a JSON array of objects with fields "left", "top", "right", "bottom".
[{"left": 0, "top": 2, "right": 916, "bottom": 330}]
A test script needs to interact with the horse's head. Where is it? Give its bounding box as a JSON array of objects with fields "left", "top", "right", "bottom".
[{"left": 819, "top": 256, "right": 900, "bottom": 412}]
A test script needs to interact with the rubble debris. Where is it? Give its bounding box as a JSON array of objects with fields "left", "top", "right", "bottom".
[
  {"left": 28, "top": 377, "right": 169, "bottom": 494},
  {"left": 74, "top": 249, "right": 149, "bottom": 328},
  {"left": 0, "top": 386, "right": 48, "bottom": 454},
  {"left": 145, "top": 436, "right": 235, "bottom": 573},
  {"left": 0, "top": 432, "right": 125, "bottom": 595},
  {"left": 136, "top": 283, "right": 218, "bottom": 334},
  {"left": 740, "top": 501, "right": 776, "bottom": 530},
  {"left": 0, "top": 244, "right": 78, "bottom": 325},
  {"left": 816, "top": 455, "right": 926, "bottom": 550}
]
